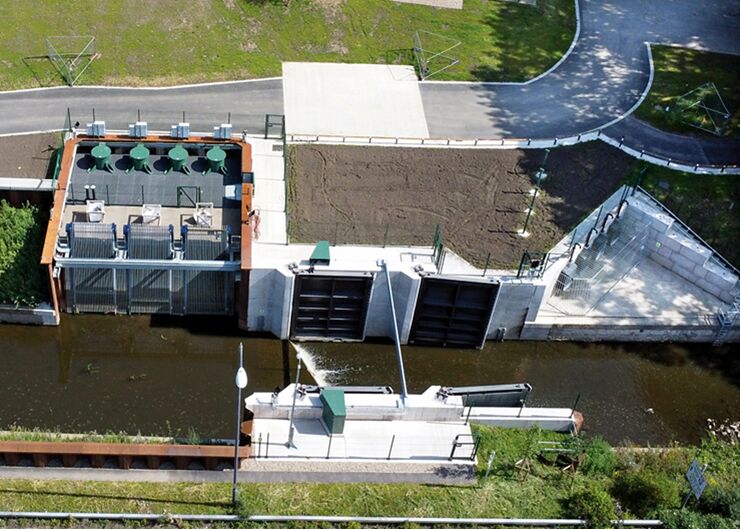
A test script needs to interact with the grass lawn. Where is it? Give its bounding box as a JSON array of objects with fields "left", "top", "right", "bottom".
[
  {"left": 635, "top": 45, "right": 740, "bottom": 138},
  {"left": 625, "top": 163, "right": 740, "bottom": 267},
  {"left": 0, "top": 0, "right": 574, "bottom": 90},
  {"left": 0, "top": 425, "right": 738, "bottom": 526}
]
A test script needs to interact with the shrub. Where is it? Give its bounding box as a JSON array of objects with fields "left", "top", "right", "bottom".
[
  {"left": 660, "top": 510, "right": 736, "bottom": 529},
  {"left": 567, "top": 484, "right": 616, "bottom": 529},
  {"left": 612, "top": 470, "right": 681, "bottom": 516},
  {"left": 698, "top": 486, "right": 740, "bottom": 519},
  {"left": 581, "top": 437, "right": 616, "bottom": 477},
  {"left": 0, "top": 200, "right": 47, "bottom": 307}
]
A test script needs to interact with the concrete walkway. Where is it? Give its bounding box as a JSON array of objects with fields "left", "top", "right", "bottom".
[
  {"left": 0, "top": 460, "right": 476, "bottom": 485},
  {"left": 0, "top": 1, "right": 738, "bottom": 165}
]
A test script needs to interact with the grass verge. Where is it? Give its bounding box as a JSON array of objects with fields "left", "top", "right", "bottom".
[
  {"left": 0, "top": 0, "right": 574, "bottom": 89},
  {"left": 0, "top": 425, "right": 737, "bottom": 525},
  {"left": 635, "top": 45, "right": 740, "bottom": 138}
]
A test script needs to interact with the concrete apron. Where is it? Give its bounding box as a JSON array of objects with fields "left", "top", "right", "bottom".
[{"left": 0, "top": 459, "right": 476, "bottom": 485}]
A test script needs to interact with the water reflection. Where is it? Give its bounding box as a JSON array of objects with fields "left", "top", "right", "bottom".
[{"left": 0, "top": 315, "right": 738, "bottom": 445}]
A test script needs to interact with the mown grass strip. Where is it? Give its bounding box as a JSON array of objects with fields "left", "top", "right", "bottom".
[
  {"left": 0, "top": 0, "right": 574, "bottom": 89},
  {"left": 0, "top": 425, "right": 737, "bottom": 523}
]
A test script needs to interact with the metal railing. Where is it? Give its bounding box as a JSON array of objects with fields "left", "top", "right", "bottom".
[
  {"left": 60, "top": 110, "right": 739, "bottom": 174},
  {"left": 286, "top": 129, "right": 739, "bottom": 175}
]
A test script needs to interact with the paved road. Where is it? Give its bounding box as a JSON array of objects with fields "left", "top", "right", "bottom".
[
  {"left": 608, "top": 116, "right": 740, "bottom": 166},
  {"left": 0, "top": 79, "right": 284, "bottom": 135},
  {"left": 0, "top": 1, "right": 738, "bottom": 164},
  {"left": 421, "top": 0, "right": 740, "bottom": 140}
]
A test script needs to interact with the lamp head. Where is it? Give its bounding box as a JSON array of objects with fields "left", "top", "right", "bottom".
[{"left": 235, "top": 367, "right": 248, "bottom": 389}]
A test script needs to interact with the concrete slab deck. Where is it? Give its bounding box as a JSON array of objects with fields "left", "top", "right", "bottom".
[
  {"left": 540, "top": 258, "right": 728, "bottom": 324},
  {"left": 251, "top": 418, "right": 475, "bottom": 462},
  {"left": 283, "top": 62, "right": 429, "bottom": 138}
]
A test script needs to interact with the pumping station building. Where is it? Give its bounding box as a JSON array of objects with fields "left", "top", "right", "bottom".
[{"left": 38, "top": 118, "right": 740, "bottom": 347}]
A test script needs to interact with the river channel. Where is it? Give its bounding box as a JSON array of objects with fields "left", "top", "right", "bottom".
[{"left": 1, "top": 314, "right": 738, "bottom": 445}]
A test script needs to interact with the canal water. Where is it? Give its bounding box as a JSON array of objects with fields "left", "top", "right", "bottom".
[{"left": 1, "top": 315, "right": 738, "bottom": 445}]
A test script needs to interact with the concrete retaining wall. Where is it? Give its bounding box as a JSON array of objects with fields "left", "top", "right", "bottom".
[
  {"left": 0, "top": 303, "right": 58, "bottom": 325},
  {"left": 247, "top": 268, "right": 294, "bottom": 339},
  {"left": 624, "top": 198, "right": 739, "bottom": 304},
  {"left": 486, "top": 281, "right": 538, "bottom": 340},
  {"left": 524, "top": 322, "right": 739, "bottom": 343}
]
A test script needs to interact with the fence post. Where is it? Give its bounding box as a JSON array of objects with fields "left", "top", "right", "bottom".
[
  {"left": 387, "top": 434, "right": 396, "bottom": 460},
  {"left": 482, "top": 252, "right": 491, "bottom": 277},
  {"left": 265, "top": 433, "right": 270, "bottom": 459},
  {"left": 570, "top": 392, "right": 581, "bottom": 419},
  {"left": 326, "top": 433, "right": 333, "bottom": 459},
  {"left": 465, "top": 405, "right": 473, "bottom": 425},
  {"left": 482, "top": 451, "right": 497, "bottom": 486}
]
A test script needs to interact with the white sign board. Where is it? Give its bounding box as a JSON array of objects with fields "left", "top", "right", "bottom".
[{"left": 686, "top": 459, "right": 707, "bottom": 500}]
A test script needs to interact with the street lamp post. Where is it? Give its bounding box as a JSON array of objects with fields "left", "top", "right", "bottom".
[
  {"left": 232, "top": 342, "right": 248, "bottom": 507},
  {"left": 286, "top": 352, "right": 302, "bottom": 448}
]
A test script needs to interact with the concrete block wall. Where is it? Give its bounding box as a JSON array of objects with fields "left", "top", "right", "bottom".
[
  {"left": 620, "top": 198, "right": 738, "bottom": 304},
  {"left": 623, "top": 198, "right": 740, "bottom": 305}
]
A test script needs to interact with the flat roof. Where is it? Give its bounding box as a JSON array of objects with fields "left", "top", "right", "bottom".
[{"left": 68, "top": 141, "right": 242, "bottom": 209}]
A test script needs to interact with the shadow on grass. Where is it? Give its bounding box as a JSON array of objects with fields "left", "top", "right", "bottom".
[
  {"left": 21, "top": 56, "right": 62, "bottom": 88},
  {"left": 0, "top": 488, "right": 230, "bottom": 508}
]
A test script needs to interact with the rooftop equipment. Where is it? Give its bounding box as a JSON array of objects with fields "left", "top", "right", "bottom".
[
  {"left": 203, "top": 145, "right": 228, "bottom": 175},
  {"left": 128, "top": 121, "right": 148, "bottom": 138},
  {"left": 170, "top": 122, "right": 191, "bottom": 139},
  {"left": 126, "top": 143, "right": 152, "bottom": 174},
  {"left": 165, "top": 144, "right": 191, "bottom": 174},
  {"left": 309, "top": 240, "right": 331, "bottom": 266},
  {"left": 86, "top": 120, "right": 106, "bottom": 137},
  {"left": 214, "top": 123, "right": 233, "bottom": 140},
  {"left": 88, "top": 142, "right": 113, "bottom": 172}
]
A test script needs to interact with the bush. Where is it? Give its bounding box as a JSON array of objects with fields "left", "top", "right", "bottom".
[
  {"left": 612, "top": 470, "right": 681, "bottom": 516},
  {"left": 0, "top": 200, "right": 47, "bottom": 307},
  {"left": 698, "top": 486, "right": 740, "bottom": 519},
  {"left": 581, "top": 437, "right": 616, "bottom": 477},
  {"left": 567, "top": 484, "right": 616, "bottom": 529},
  {"left": 660, "top": 510, "right": 736, "bottom": 529}
]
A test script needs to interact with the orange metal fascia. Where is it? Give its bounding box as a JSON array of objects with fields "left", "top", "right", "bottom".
[{"left": 40, "top": 137, "right": 79, "bottom": 265}]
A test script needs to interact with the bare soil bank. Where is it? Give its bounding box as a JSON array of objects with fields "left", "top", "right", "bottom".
[
  {"left": 0, "top": 132, "right": 60, "bottom": 179},
  {"left": 288, "top": 141, "right": 632, "bottom": 267}
]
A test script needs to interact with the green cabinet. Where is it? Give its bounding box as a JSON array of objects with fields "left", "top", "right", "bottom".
[{"left": 320, "top": 388, "right": 346, "bottom": 435}]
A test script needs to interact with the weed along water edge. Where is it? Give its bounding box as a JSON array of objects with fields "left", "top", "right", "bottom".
[{"left": 0, "top": 315, "right": 738, "bottom": 445}]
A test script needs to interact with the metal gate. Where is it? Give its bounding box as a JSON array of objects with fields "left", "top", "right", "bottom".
[
  {"left": 409, "top": 277, "right": 499, "bottom": 348},
  {"left": 290, "top": 273, "right": 373, "bottom": 340}
]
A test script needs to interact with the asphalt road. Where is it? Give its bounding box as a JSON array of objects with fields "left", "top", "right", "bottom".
[
  {"left": 0, "top": 1, "right": 738, "bottom": 164},
  {"left": 0, "top": 79, "right": 284, "bottom": 136},
  {"left": 421, "top": 0, "right": 740, "bottom": 140}
]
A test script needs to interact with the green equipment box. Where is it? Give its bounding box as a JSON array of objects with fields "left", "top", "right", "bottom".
[{"left": 320, "top": 388, "right": 346, "bottom": 435}]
